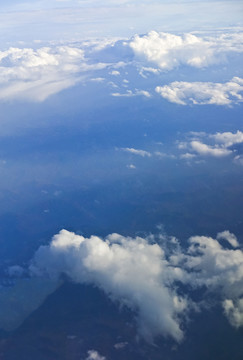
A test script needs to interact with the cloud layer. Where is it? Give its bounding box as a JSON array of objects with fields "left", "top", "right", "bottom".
[{"left": 0, "top": 30, "right": 243, "bottom": 103}]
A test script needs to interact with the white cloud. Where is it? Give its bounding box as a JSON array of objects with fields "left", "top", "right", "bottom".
[
  {"left": 217, "top": 230, "right": 239, "bottom": 248},
  {"left": 223, "top": 298, "right": 243, "bottom": 328},
  {"left": 155, "top": 77, "right": 243, "bottom": 105},
  {"left": 179, "top": 234, "right": 243, "bottom": 298},
  {"left": 29, "top": 229, "right": 243, "bottom": 342},
  {"left": 210, "top": 130, "right": 243, "bottom": 147},
  {"left": 129, "top": 31, "right": 243, "bottom": 71},
  {"left": 112, "top": 89, "right": 151, "bottom": 98},
  {"left": 177, "top": 130, "right": 243, "bottom": 161},
  {"left": 180, "top": 153, "right": 196, "bottom": 160},
  {"left": 139, "top": 66, "right": 160, "bottom": 78},
  {"left": 86, "top": 350, "right": 106, "bottom": 360},
  {"left": 0, "top": 45, "right": 111, "bottom": 102},
  {"left": 121, "top": 148, "right": 175, "bottom": 161},
  {"left": 110, "top": 70, "right": 120, "bottom": 76},
  {"left": 122, "top": 147, "right": 152, "bottom": 157},
  {"left": 31, "top": 230, "right": 187, "bottom": 342},
  {"left": 190, "top": 140, "right": 232, "bottom": 157},
  {"left": 1, "top": 31, "right": 243, "bottom": 103},
  {"left": 0, "top": 46, "right": 85, "bottom": 101},
  {"left": 127, "top": 164, "right": 136, "bottom": 169}
]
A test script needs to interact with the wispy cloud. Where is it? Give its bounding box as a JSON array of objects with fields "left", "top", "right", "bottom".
[
  {"left": 112, "top": 89, "right": 151, "bottom": 98},
  {"left": 0, "top": 45, "right": 109, "bottom": 101},
  {"left": 121, "top": 147, "right": 152, "bottom": 157}
]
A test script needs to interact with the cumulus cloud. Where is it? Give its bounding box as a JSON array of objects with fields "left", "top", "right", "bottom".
[
  {"left": 26, "top": 228, "right": 243, "bottom": 343},
  {"left": 217, "top": 230, "right": 239, "bottom": 248},
  {"left": 129, "top": 31, "right": 243, "bottom": 71},
  {"left": 223, "top": 298, "right": 243, "bottom": 328},
  {"left": 178, "top": 130, "right": 243, "bottom": 160},
  {"left": 190, "top": 140, "right": 232, "bottom": 157},
  {"left": 177, "top": 234, "right": 243, "bottom": 298},
  {"left": 210, "top": 130, "right": 243, "bottom": 147},
  {"left": 155, "top": 77, "right": 243, "bottom": 105},
  {"left": 30, "top": 230, "right": 187, "bottom": 342}
]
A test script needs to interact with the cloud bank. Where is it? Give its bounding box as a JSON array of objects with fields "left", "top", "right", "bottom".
[{"left": 27, "top": 228, "right": 243, "bottom": 343}]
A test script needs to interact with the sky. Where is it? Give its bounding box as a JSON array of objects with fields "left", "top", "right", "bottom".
[
  {"left": 1, "top": 0, "right": 243, "bottom": 44},
  {"left": 0, "top": 1, "right": 243, "bottom": 359}
]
